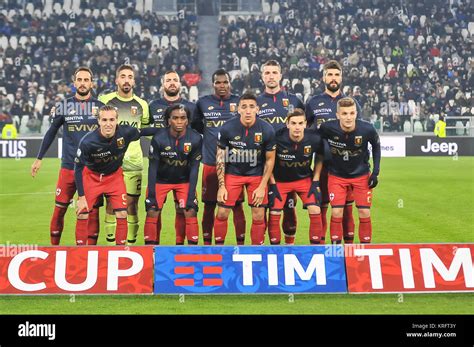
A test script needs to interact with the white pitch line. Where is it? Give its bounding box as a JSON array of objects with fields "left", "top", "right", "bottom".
[{"left": 0, "top": 192, "right": 54, "bottom": 196}]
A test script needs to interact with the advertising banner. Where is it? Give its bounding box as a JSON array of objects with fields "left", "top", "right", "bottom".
[
  {"left": 406, "top": 137, "right": 474, "bottom": 156},
  {"left": 154, "top": 246, "right": 347, "bottom": 294},
  {"left": 345, "top": 244, "right": 474, "bottom": 293},
  {"left": 0, "top": 246, "right": 154, "bottom": 294}
]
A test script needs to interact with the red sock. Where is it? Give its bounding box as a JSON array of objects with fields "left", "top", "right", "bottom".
[
  {"left": 330, "top": 216, "right": 343, "bottom": 244},
  {"left": 202, "top": 204, "right": 215, "bottom": 245},
  {"left": 214, "top": 215, "right": 228, "bottom": 245},
  {"left": 87, "top": 208, "right": 100, "bottom": 245},
  {"left": 144, "top": 216, "right": 158, "bottom": 245},
  {"left": 359, "top": 216, "right": 372, "bottom": 243},
  {"left": 157, "top": 213, "right": 161, "bottom": 245},
  {"left": 268, "top": 214, "right": 281, "bottom": 245},
  {"left": 282, "top": 208, "right": 297, "bottom": 235},
  {"left": 250, "top": 218, "right": 266, "bottom": 245},
  {"left": 75, "top": 218, "right": 88, "bottom": 246},
  {"left": 175, "top": 212, "right": 186, "bottom": 245},
  {"left": 50, "top": 205, "right": 67, "bottom": 245},
  {"left": 233, "top": 204, "right": 246, "bottom": 245},
  {"left": 115, "top": 217, "right": 128, "bottom": 245},
  {"left": 185, "top": 216, "right": 199, "bottom": 245},
  {"left": 309, "top": 213, "right": 323, "bottom": 244},
  {"left": 343, "top": 204, "right": 355, "bottom": 244},
  {"left": 320, "top": 206, "right": 328, "bottom": 245}
]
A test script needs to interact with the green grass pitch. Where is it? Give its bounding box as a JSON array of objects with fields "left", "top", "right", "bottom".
[{"left": 0, "top": 157, "right": 473, "bottom": 314}]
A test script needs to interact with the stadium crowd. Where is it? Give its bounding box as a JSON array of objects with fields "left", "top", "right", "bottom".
[
  {"left": 218, "top": 0, "right": 473, "bottom": 132},
  {"left": 0, "top": 0, "right": 199, "bottom": 134}
]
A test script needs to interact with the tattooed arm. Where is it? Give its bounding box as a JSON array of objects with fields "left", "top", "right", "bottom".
[{"left": 216, "top": 146, "right": 228, "bottom": 204}]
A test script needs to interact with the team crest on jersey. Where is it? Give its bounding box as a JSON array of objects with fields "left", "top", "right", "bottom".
[
  {"left": 282, "top": 98, "right": 289, "bottom": 107},
  {"left": 117, "top": 137, "right": 125, "bottom": 149},
  {"left": 131, "top": 106, "right": 138, "bottom": 116},
  {"left": 304, "top": 145, "right": 312, "bottom": 155},
  {"left": 208, "top": 106, "right": 214, "bottom": 110},
  {"left": 254, "top": 132, "right": 262, "bottom": 143},
  {"left": 91, "top": 106, "right": 99, "bottom": 116},
  {"left": 183, "top": 142, "right": 192, "bottom": 153},
  {"left": 355, "top": 136, "right": 363, "bottom": 146},
  {"left": 230, "top": 103, "right": 237, "bottom": 112}
]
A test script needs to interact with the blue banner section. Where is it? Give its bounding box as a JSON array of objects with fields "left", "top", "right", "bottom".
[{"left": 154, "top": 246, "right": 347, "bottom": 294}]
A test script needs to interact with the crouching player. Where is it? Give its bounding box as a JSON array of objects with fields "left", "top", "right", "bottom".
[
  {"left": 74, "top": 105, "right": 140, "bottom": 245},
  {"left": 319, "top": 97, "right": 381, "bottom": 243},
  {"left": 214, "top": 93, "right": 276, "bottom": 245},
  {"left": 143, "top": 104, "right": 202, "bottom": 245},
  {"left": 268, "top": 109, "right": 324, "bottom": 245}
]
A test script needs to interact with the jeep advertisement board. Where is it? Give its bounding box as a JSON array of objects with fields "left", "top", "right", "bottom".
[{"left": 406, "top": 137, "right": 474, "bottom": 156}]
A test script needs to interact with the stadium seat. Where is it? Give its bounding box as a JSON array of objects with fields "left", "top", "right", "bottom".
[
  {"left": 262, "top": 1, "right": 271, "bottom": 14},
  {"left": 135, "top": 0, "right": 144, "bottom": 14},
  {"left": 41, "top": 116, "right": 50, "bottom": 135},
  {"left": 170, "top": 35, "right": 179, "bottom": 49},
  {"left": 34, "top": 9, "right": 42, "bottom": 18},
  {"left": 101, "top": 9, "right": 109, "bottom": 18},
  {"left": 53, "top": 3, "right": 62, "bottom": 15},
  {"left": 461, "top": 29, "right": 468, "bottom": 40},
  {"left": 240, "top": 56, "right": 249, "bottom": 76},
  {"left": 456, "top": 121, "right": 464, "bottom": 135},
  {"left": 6, "top": 94, "right": 14, "bottom": 105},
  {"left": 26, "top": 3, "right": 35, "bottom": 15},
  {"left": 152, "top": 35, "right": 160, "bottom": 48},
  {"left": 104, "top": 36, "right": 113, "bottom": 50},
  {"left": 228, "top": 15, "right": 236, "bottom": 23},
  {"left": 96, "top": 22, "right": 105, "bottom": 32},
  {"left": 403, "top": 120, "right": 411, "bottom": 133},
  {"left": 19, "top": 116, "right": 29, "bottom": 134},
  {"left": 9, "top": 36, "right": 18, "bottom": 50},
  {"left": 144, "top": 0, "right": 153, "bottom": 13},
  {"left": 414, "top": 120, "right": 423, "bottom": 133},
  {"left": 0, "top": 57, "right": 3, "bottom": 69},
  {"left": 94, "top": 36, "right": 104, "bottom": 49},
  {"left": 420, "top": 15, "right": 427, "bottom": 27},
  {"left": 302, "top": 78, "right": 311, "bottom": 95},
  {"left": 63, "top": 0, "right": 72, "bottom": 12},
  {"left": 272, "top": 1, "right": 280, "bottom": 14},
  {"left": 68, "top": 22, "right": 76, "bottom": 30},
  {"left": 92, "top": 9, "right": 100, "bottom": 19},
  {"left": 12, "top": 116, "right": 20, "bottom": 130},
  {"left": 7, "top": 9, "right": 16, "bottom": 19},
  {"left": 161, "top": 35, "right": 169, "bottom": 48},
  {"left": 0, "top": 36, "right": 8, "bottom": 50},
  {"left": 469, "top": 22, "right": 474, "bottom": 36},
  {"left": 72, "top": 0, "right": 81, "bottom": 13},
  {"left": 35, "top": 94, "right": 45, "bottom": 114},
  {"left": 83, "top": 8, "right": 91, "bottom": 17},
  {"left": 124, "top": 20, "right": 133, "bottom": 38},
  {"left": 132, "top": 21, "right": 142, "bottom": 38},
  {"left": 189, "top": 86, "right": 199, "bottom": 102}
]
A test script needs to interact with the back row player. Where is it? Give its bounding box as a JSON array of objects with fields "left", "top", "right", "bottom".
[
  {"left": 305, "top": 60, "right": 362, "bottom": 244},
  {"left": 31, "top": 67, "right": 104, "bottom": 245}
]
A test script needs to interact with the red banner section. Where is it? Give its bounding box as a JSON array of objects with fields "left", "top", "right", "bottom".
[
  {"left": 345, "top": 244, "right": 474, "bottom": 293},
  {"left": 0, "top": 247, "right": 154, "bottom": 294}
]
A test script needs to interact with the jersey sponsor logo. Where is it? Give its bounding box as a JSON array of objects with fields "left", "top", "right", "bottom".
[
  {"left": 91, "top": 106, "right": 99, "bottom": 116},
  {"left": 263, "top": 116, "right": 286, "bottom": 124},
  {"left": 282, "top": 98, "right": 289, "bottom": 107},
  {"left": 229, "top": 103, "right": 237, "bottom": 112},
  {"left": 183, "top": 142, "right": 192, "bottom": 154},
  {"left": 206, "top": 120, "right": 226, "bottom": 127},
  {"left": 355, "top": 136, "right": 363, "bottom": 146},
  {"left": 164, "top": 158, "right": 188, "bottom": 167},
  {"left": 304, "top": 145, "right": 312, "bottom": 155},
  {"left": 131, "top": 106, "right": 138, "bottom": 116},
  {"left": 67, "top": 124, "right": 98, "bottom": 132},
  {"left": 56, "top": 188, "right": 61, "bottom": 196},
  {"left": 280, "top": 160, "right": 310, "bottom": 168},
  {"left": 254, "top": 132, "right": 262, "bottom": 143},
  {"left": 119, "top": 120, "right": 139, "bottom": 127},
  {"left": 329, "top": 192, "right": 335, "bottom": 201},
  {"left": 117, "top": 137, "right": 125, "bottom": 149}
]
